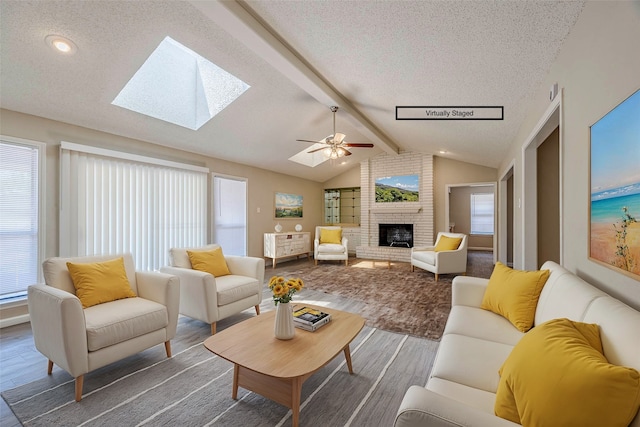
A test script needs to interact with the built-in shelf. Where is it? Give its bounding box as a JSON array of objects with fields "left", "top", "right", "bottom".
[{"left": 370, "top": 206, "right": 423, "bottom": 214}]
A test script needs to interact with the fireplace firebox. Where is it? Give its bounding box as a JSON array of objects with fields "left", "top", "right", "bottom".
[{"left": 379, "top": 224, "right": 414, "bottom": 248}]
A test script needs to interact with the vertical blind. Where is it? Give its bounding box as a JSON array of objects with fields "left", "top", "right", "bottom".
[
  {"left": 212, "top": 175, "right": 247, "bottom": 256},
  {"left": 0, "top": 139, "right": 42, "bottom": 297},
  {"left": 60, "top": 142, "right": 209, "bottom": 271},
  {"left": 470, "top": 193, "right": 495, "bottom": 235}
]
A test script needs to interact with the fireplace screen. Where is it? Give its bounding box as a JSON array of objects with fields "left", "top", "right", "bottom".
[{"left": 379, "top": 224, "right": 414, "bottom": 248}]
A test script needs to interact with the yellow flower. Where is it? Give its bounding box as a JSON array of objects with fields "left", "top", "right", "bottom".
[
  {"left": 272, "top": 283, "right": 285, "bottom": 297},
  {"left": 269, "top": 276, "right": 304, "bottom": 305}
]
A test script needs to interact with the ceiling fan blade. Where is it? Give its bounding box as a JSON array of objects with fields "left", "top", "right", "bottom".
[
  {"left": 333, "top": 132, "right": 346, "bottom": 144},
  {"left": 307, "top": 147, "right": 326, "bottom": 154},
  {"left": 338, "top": 147, "right": 352, "bottom": 156},
  {"left": 344, "top": 143, "right": 374, "bottom": 148},
  {"left": 297, "top": 139, "right": 326, "bottom": 144}
]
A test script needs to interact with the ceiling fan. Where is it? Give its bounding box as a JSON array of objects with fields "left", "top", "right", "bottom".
[{"left": 296, "top": 106, "right": 374, "bottom": 159}]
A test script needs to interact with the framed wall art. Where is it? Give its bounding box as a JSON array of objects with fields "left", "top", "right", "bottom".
[
  {"left": 275, "top": 192, "right": 303, "bottom": 219},
  {"left": 589, "top": 88, "right": 640, "bottom": 279},
  {"left": 375, "top": 174, "right": 419, "bottom": 203}
]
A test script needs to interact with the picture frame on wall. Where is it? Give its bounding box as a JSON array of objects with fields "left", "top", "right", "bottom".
[
  {"left": 589, "top": 88, "right": 640, "bottom": 279},
  {"left": 374, "top": 174, "right": 419, "bottom": 203},
  {"left": 275, "top": 192, "right": 303, "bottom": 219}
]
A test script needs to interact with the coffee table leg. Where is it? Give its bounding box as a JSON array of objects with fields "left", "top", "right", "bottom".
[
  {"left": 291, "top": 377, "right": 303, "bottom": 427},
  {"left": 232, "top": 364, "right": 239, "bottom": 399},
  {"left": 343, "top": 345, "right": 354, "bottom": 374}
]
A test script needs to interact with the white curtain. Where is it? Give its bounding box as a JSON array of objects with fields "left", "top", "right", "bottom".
[
  {"left": 60, "top": 142, "right": 208, "bottom": 271},
  {"left": 212, "top": 175, "right": 247, "bottom": 256}
]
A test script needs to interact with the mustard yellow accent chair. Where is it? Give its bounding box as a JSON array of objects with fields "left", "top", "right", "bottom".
[{"left": 28, "top": 253, "right": 180, "bottom": 402}]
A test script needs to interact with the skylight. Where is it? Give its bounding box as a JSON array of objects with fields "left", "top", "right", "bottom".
[
  {"left": 288, "top": 143, "right": 330, "bottom": 167},
  {"left": 112, "top": 36, "right": 249, "bottom": 130}
]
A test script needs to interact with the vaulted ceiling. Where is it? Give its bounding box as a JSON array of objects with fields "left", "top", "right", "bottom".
[{"left": 0, "top": 0, "right": 585, "bottom": 182}]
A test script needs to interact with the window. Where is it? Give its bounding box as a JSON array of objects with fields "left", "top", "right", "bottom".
[
  {"left": 212, "top": 174, "right": 247, "bottom": 256},
  {"left": 59, "top": 142, "right": 208, "bottom": 271},
  {"left": 0, "top": 137, "right": 45, "bottom": 299},
  {"left": 470, "top": 193, "right": 494, "bottom": 235}
]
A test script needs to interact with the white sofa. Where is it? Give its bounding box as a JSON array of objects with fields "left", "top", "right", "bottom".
[{"left": 395, "top": 261, "right": 640, "bottom": 427}]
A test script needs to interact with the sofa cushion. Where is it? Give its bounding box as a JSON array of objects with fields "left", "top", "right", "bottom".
[
  {"left": 320, "top": 228, "right": 342, "bottom": 244},
  {"left": 434, "top": 235, "right": 462, "bottom": 252},
  {"left": 187, "top": 247, "right": 231, "bottom": 277},
  {"left": 66, "top": 257, "right": 137, "bottom": 308},
  {"left": 443, "top": 306, "right": 524, "bottom": 346},
  {"left": 430, "top": 334, "right": 514, "bottom": 394},
  {"left": 84, "top": 297, "right": 169, "bottom": 352},
  {"left": 535, "top": 261, "right": 608, "bottom": 326},
  {"left": 481, "top": 262, "right": 549, "bottom": 332},
  {"left": 215, "top": 275, "right": 261, "bottom": 306},
  {"left": 426, "top": 377, "right": 498, "bottom": 414},
  {"left": 495, "top": 318, "right": 640, "bottom": 427}
]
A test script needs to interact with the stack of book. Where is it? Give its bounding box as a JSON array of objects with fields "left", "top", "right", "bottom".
[{"left": 293, "top": 306, "right": 332, "bottom": 331}]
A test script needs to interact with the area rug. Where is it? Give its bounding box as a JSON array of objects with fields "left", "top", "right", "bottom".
[
  {"left": 2, "top": 317, "right": 437, "bottom": 427},
  {"left": 272, "top": 251, "right": 494, "bottom": 340}
]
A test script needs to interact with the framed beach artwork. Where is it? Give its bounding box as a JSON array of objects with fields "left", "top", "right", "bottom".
[
  {"left": 375, "top": 174, "right": 419, "bottom": 203},
  {"left": 275, "top": 192, "right": 303, "bottom": 218},
  {"left": 589, "top": 88, "right": 640, "bottom": 279}
]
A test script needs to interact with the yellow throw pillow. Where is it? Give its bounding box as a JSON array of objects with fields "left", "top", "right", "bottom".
[
  {"left": 187, "top": 247, "right": 231, "bottom": 277},
  {"left": 434, "top": 235, "right": 462, "bottom": 252},
  {"left": 481, "top": 262, "right": 549, "bottom": 332},
  {"left": 66, "top": 257, "right": 136, "bottom": 309},
  {"left": 495, "top": 318, "right": 640, "bottom": 426},
  {"left": 320, "top": 228, "right": 342, "bottom": 244}
]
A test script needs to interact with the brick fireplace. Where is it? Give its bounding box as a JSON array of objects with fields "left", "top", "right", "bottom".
[{"left": 356, "top": 152, "right": 434, "bottom": 262}]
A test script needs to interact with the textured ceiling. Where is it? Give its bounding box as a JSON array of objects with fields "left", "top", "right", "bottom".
[{"left": 0, "top": 0, "right": 585, "bottom": 182}]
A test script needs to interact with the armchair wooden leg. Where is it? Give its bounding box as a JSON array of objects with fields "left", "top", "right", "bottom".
[
  {"left": 435, "top": 273, "right": 439, "bottom": 282},
  {"left": 254, "top": 305, "right": 260, "bottom": 315},
  {"left": 345, "top": 259, "right": 348, "bottom": 266},
  {"left": 47, "top": 360, "right": 54, "bottom": 375},
  {"left": 314, "top": 259, "right": 318, "bottom": 266},
  {"left": 411, "top": 265, "right": 415, "bottom": 272},
  {"left": 211, "top": 323, "right": 217, "bottom": 335},
  {"left": 75, "top": 375, "right": 84, "bottom": 402},
  {"left": 164, "top": 341, "right": 172, "bottom": 357}
]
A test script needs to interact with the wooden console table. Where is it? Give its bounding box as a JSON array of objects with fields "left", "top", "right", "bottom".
[{"left": 264, "top": 231, "right": 311, "bottom": 268}]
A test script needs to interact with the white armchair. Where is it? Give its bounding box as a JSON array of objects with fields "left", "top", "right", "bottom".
[
  {"left": 314, "top": 226, "right": 349, "bottom": 266},
  {"left": 28, "top": 253, "right": 180, "bottom": 402},
  {"left": 411, "top": 232, "right": 468, "bottom": 281},
  {"left": 160, "top": 244, "right": 264, "bottom": 335}
]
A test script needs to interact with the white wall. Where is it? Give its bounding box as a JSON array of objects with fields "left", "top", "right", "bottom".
[{"left": 500, "top": 2, "right": 640, "bottom": 309}]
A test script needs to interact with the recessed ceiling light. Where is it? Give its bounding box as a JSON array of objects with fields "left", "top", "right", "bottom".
[
  {"left": 439, "top": 150, "right": 448, "bottom": 154},
  {"left": 45, "top": 35, "right": 77, "bottom": 55}
]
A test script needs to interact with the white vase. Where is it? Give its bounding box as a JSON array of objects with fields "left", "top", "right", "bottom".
[
  {"left": 274, "top": 302, "right": 295, "bottom": 340},
  {"left": 275, "top": 223, "right": 283, "bottom": 233}
]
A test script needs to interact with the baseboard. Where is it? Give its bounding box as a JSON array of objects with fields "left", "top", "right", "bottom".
[
  {"left": 0, "top": 314, "right": 30, "bottom": 329},
  {"left": 468, "top": 247, "right": 493, "bottom": 251}
]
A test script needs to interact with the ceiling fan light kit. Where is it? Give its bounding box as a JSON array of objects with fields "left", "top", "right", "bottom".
[{"left": 296, "top": 106, "right": 374, "bottom": 159}]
